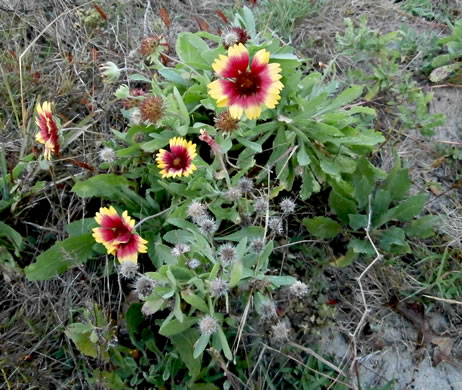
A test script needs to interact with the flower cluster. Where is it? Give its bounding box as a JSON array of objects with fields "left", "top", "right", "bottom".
[{"left": 92, "top": 206, "right": 147, "bottom": 263}]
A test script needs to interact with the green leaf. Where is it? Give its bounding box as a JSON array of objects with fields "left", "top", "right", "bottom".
[
  {"left": 404, "top": 215, "right": 439, "bottom": 238},
  {"left": 371, "top": 190, "right": 392, "bottom": 222},
  {"left": 171, "top": 329, "right": 202, "bottom": 379},
  {"left": 216, "top": 226, "right": 264, "bottom": 242},
  {"left": 303, "top": 217, "right": 343, "bottom": 239},
  {"left": 142, "top": 297, "right": 165, "bottom": 316},
  {"left": 229, "top": 260, "right": 243, "bottom": 288},
  {"left": 0, "top": 221, "right": 23, "bottom": 256},
  {"left": 265, "top": 275, "right": 297, "bottom": 287},
  {"left": 348, "top": 239, "right": 375, "bottom": 255},
  {"left": 382, "top": 168, "right": 411, "bottom": 202},
  {"left": 173, "top": 87, "right": 190, "bottom": 125},
  {"left": 193, "top": 332, "right": 210, "bottom": 359},
  {"left": 158, "top": 68, "right": 189, "bottom": 87},
  {"left": 352, "top": 157, "right": 379, "bottom": 209},
  {"left": 64, "top": 218, "right": 97, "bottom": 236},
  {"left": 65, "top": 323, "right": 104, "bottom": 359},
  {"left": 300, "top": 170, "right": 320, "bottom": 200},
  {"left": 380, "top": 227, "right": 411, "bottom": 254},
  {"left": 126, "top": 303, "right": 144, "bottom": 343},
  {"left": 328, "top": 190, "right": 357, "bottom": 224},
  {"left": 375, "top": 194, "right": 428, "bottom": 227},
  {"left": 159, "top": 317, "right": 197, "bottom": 337},
  {"left": 25, "top": 234, "right": 95, "bottom": 281},
  {"left": 72, "top": 174, "right": 135, "bottom": 200},
  {"left": 181, "top": 290, "right": 209, "bottom": 313},
  {"left": 176, "top": 32, "right": 210, "bottom": 68},
  {"left": 217, "top": 326, "right": 233, "bottom": 360},
  {"left": 348, "top": 214, "right": 368, "bottom": 230}
]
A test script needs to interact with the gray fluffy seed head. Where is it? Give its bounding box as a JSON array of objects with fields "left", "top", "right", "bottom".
[
  {"left": 225, "top": 187, "right": 242, "bottom": 202},
  {"left": 289, "top": 280, "right": 309, "bottom": 298},
  {"left": 199, "top": 315, "right": 218, "bottom": 335},
  {"left": 171, "top": 243, "right": 190, "bottom": 257},
  {"left": 187, "top": 258, "right": 201, "bottom": 269},
  {"left": 187, "top": 201, "right": 207, "bottom": 221},
  {"left": 118, "top": 261, "right": 138, "bottom": 279},
  {"left": 99, "top": 147, "right": 116, "bottom": 163},
  {"left": 280, "top": 198, "right": 296, "bottom": 214},
  {"left": 238, "top": 177, "right": 254, "bottom": 194},
  {"left": 254, "top": 197, "right": 268, "bottom": 215},
  {"left": 260, "top": 300, "right": 277, "bottom": 320},
  {"left": 199, "top": 217, "right": 218, "bottom": 235},
  {"left": 218, "top": 243, "right": 237, "bottom": 265},
  {"left": 133, "top": 275, "right": 157, "bottom": 300},
  {"left": 250, "top": 239, "right": 265, "bottom": 253},
  {"left": 209, "top": 278, "right": 229, "bottom": 298},
  {"left": 268, "top": 217, "right": 283, "bottom": 234},
  {"left": 271, "top": 321, "right": 290, "bottom": 343}
]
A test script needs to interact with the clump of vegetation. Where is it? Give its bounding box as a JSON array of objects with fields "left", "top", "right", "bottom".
[{"left": 1, "top": 1, "right": 461, "bottom": 389}]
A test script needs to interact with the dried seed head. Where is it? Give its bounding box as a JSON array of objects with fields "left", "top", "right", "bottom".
[
  {"left": 268, "top": 217, "right": 283, "bottom": 234},
  {"left": 254, "top": 197, "right": 268, "bottom": 215},
  {"left": 289, "top": 280, "right": 309, "bottom": 298},
  {"left": 199, "top": 315, "right": 218, "bottom": 335},
  {"left": 209, "top": 278, "right": 229, "bottom": 297},
  {"left": 237, "top": 177, "right": 254, "bottom": 194},
  {"left": 98, "top": 147, "right": 116, "bottom": 163},
  {"left": 198, "top": 217, "right": 218, "bottom": 235},
  {"left": 280, "top": 198, "right": 296, "bottom": 214},
  {"left": 121, "top": 88, "right": 145, "bottom": 109},
  {"left": 222, "top": 27, "right": 250, "bottom": 49},
  {"left": 187, "top": 258, "right": 201, "bottom": 269},
  {"left": 171, "top": 243, "right": 190, "bottom": 257},
  {"left": 140, "top": 36, "right": 160, "bottom": 56},
  {"left": 118, "top": 261, "right": 138, "bottom": 279},
  {"left": 294, "top": 166, "right": 304, "bottom": 176},
  {"left": 218, "top": 243, "right": 237, "bottom": 265},
  {"left": 140, "top": 96, "right": 165, "bottom": 124},
  {"left": 187, "top": 201, "right": 207, "bottom": 221},
  {"left": 133, "top": 275, "right": 157, "bottom": 299},
  {"left": 214, "top": 111, "right": 239, "bottom": 132},
  {"left": 260, "top": 300, "right": 277, "bottom": 320},
  {"left": 225, "top": 187, "right": 242, "bottom": 202},
  {"left": 271, "top": 321, "right": 290, "bottom": 343},
  {"left": 250, "top": 239, "right": 265, "bottom": 254},
  {"left": 130, "top": 108, "right": 142, "bottom": 125}
]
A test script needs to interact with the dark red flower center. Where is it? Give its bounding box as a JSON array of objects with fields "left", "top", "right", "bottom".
[
  {"left": 234, "top": 70, "right": 260, "bottom": 96},
  {"left": 113, "top": 221, "right": 132, "bottom": 243},
  {"left": 166, "top": 147, "right": 190, "bottom": 171}
]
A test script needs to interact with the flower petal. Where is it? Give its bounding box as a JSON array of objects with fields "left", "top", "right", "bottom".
[
  {"left": 212, "top": 43, "right": 249, "bottom": 78},
  {"left": 117, "top": 234, "right": 148, "bottom": 263}
]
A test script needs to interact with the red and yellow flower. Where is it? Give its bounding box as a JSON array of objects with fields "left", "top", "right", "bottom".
[
  {"left": 208, "top": 43, "right": 284, "bottom": 120},
  {"left": 155, "top": 137, "right": 197, "bottom": 178},
  {"left": 35, "top": 101, "right": 59, "bottom": 160},
  {"left": 92, "top": 206, "right": 148, "bottom": 263}
]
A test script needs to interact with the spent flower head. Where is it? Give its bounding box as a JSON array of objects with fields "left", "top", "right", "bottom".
[
  {"left": 187, "top": 258, "right": 201, "bottom": 269},
  {"left": 250, "top": 239, "right": 265, "bottom": 254},
  {"left": 289, "top": 280, "right": 309, "bottom": 298},
  {"left": 187, "top": 201, "right": 207, "bottom": 221},
  {"left": 238, "top": 177, "right": 254, "bottom": 194},
  {"left": 198, "top": 217, "right": 218, "bottom": 235},
  {"left": 280, "top": 198, "right": 296, "bottom": 214},
  {"left": 268, "top": 217, "right": 283, "bottom": 235},
  {"left": 225, "top": 187, "right": 242, "bottom": 202},
  {"left": 254, "top": 197, "right": 269, "bottom": 215},
  {"left": 171, "top": 243, "right": 190, "bottom": 257},
  {"left": 214, "top": 111, "right": 239, "bottom": 132},
  {"left": 140, "top": 96, "right": 165, "bottom": 124},
  {"left": 199, "top": 315, "right": 219, "bottom": 335},
  {"left": 260, "top": 300, "right": 277, "bottom": 320},
  {"left": 218, "top": 243, "right": 237, "bottom": 265},
  {"left": 118, "top": 261, "right": 139, "bottom": 279},
  {"left": 133, "top": 275, "right": 157, "bottom": 299},
  {"left": 271, "top": 321, "right": 291, "bottom": 343},
  {"left": 98, "top": 147, "right": 116, "bottom": 163},
  {"left": 222, "top": 27, "right": 250, "bottom": 49},
  {"left": 209, "top": 278, "right": 229, "bottom": 298}
]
